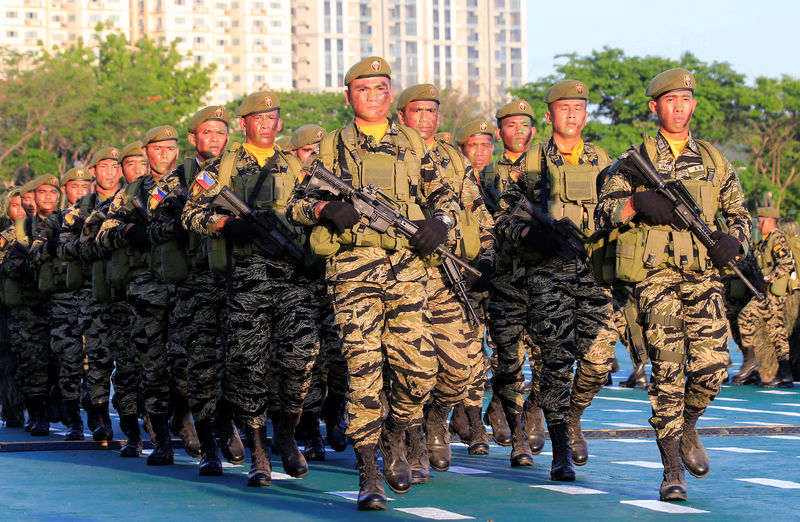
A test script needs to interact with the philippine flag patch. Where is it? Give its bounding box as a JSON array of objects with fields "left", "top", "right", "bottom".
[
  {"left": 149, "top": 187, "right": 167, "bottom": 210},
  {"left": 192, "top": 171, "right": 216, "bottom": 197}
]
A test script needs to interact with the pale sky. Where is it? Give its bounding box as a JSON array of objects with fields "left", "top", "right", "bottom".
[{"left": 526, "top": 0, "right": 800, "bottom": 84}]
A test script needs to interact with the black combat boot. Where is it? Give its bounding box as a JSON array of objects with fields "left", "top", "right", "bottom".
[
  {"left": 619, "top": 363, "right": 648, "bottom": 388},
  {"left": 147, "top": 413, "right": 175, "bottom": 466},
  {"left": 448, "top": 402, "right": 471, "bottom": 444},
  {"left": 657, "top": 437, "right": 687, "bottom": 501},
  {"left": 506, "top": 408, "right": 533, "bottom": 467},
  {"left": 118, "top": 414, "right": 143, "bottom": 457},
  {"left": 91, "top": 401, "right": 113, "bottom": 441},
  {"left": 170, "top": 396, "right": 201, "bottom": 458},
  {"left": 274, "top": 411, "right": 309, "bottom": 478},
  {"left": 681, "top": 411, "right": 709, "bottom": 478},
  {"left": 63, "top": 400, "right": 85, "bottom": 441},
  {"left": 216, "top": 399, "right": 245, "bottom": 464},
  {"left": 523, "top": 395, "right": 545, "bottom": 455},
  {"left": 483, "top": 393, "right": 512, "bottom": 446},
  {"left": 321, "top": 391, "right": 349, "bottom": 452},
  {"left": 732, "top": 347, "right": 761, "bottom": 385},
  {"left": 379, "top": 416, "right": 412, "bottom": 494},
  {"left": 299, "top": 410, "right": 326, "bottom": 462},
  {"left": 761, "top": 360, "right": 794, "bottom": 388},
  {"left": 406, "top": 423, "right": 430, "bottom": 484},
  {"left": 355, "top": 444, "right": 387, "bottom": 510},
  {"left": 425, "top": 401, "right": 452, "bottom": 472},
  {"left": 29, "top": 396, "right": 50, "bottom": 436},
  {"left": 465, "top": 405, "right": 490, "bottom": 455},
  {"left": 548, "top": 421, "right": 575, "bottom": 481},
  {"left": 195, "top": 418, "right": 223, "bottom": 476},
  {"left": 567, "top": 404, "right": 588, "bottom": 466},
  {"left": 244, "top": 425, "right": 271, "bottom": 487}
]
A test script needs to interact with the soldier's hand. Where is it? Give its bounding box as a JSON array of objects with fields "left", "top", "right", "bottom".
[
  {"left": 467, "top": 260, "right": 494, "bottom": 292},
  {"left": 523, "top": 226, "right": 565, "bottom": 259},
  {"left": 632, "top": 191, "right": 683, "bottom": 228},
  {"left": 123, "top": 223, "right": 150, "bottom": 251},
  {"left": 708, "top": 230, "right": 740, "bottom": 266},
  {"left": 410, "top": 218, "right": 449, "bottom": 257},
  {"left": 318, "top": 201, "right": 360, "bottom": 233},
  {"left": 222, "top": 218, "right": 257, "bottom": 245}
]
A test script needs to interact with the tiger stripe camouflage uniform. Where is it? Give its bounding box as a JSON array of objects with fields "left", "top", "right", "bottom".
[
  {"left": 0, "top": 224, "right": 26, "bottom": 426},
  {"left": 596, "top": 132, "right": 751, "bottom": 442}
]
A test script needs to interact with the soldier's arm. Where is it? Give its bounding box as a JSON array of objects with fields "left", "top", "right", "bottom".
[
  {"left": 718, "top": 159, "right": 752, "bottom": 255},
  {"left": 180, "top": 166, "right": 228, "bottom": 237},
  {"left": 595, "top": 153, "right": 638, "bottom": 230},
  {"left": 493, "top": 170, "right": 531, "bottom": 246},
  {"left": 459, "top": 165, "right": 496, "bottom": 266},
  {"left": 766, "top": 234, "right": 795, "bottom": 282},
  {"left": 285, "top": 154, "right": 327, "bottom": 227},
  {"left": 57, "top": 205, "right": 83, "bottom": 261},
  {"left": 419, "top": 153, "right": 460, "bottom": 226},
  {"left": 95, "top": 191, "right": 132, "bottom": 252},
  {"left": 26, "top": 229, "right": 52, "bottom": 268},
  {"left": 148, "top": 174, "right": 182, "bottom": 244}
]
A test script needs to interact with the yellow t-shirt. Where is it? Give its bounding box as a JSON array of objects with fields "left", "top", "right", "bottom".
[
  {"left": 505, "top": 151, "right": 523, "bottom": 163},
  {"left": 664, "top": 136, "right": 689, "bottom": 159},
  {"left": 359, "top": 122, "right": 389, "bottom": 143},
  {"left": 558, "top": 139, "right": 585, "bottom": 166},
  {"left": 243, "top": 143, "right": 276, "bottom": 167}
]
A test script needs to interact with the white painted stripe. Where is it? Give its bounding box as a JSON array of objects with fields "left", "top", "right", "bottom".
[
  {"left": 613, "top": 460, "right": 663, "bottom": 469},
  {"left": 708, "top": 404, "right": 800, "bottom": 418},
  {"left": 609, "top": 439, "right": 653, "bottom": 444},
  {"left": 707, "top": 447, "right": 775, "bottom": 454},
  {"left": 594, "top": 396, "right": 650, "bottom": 405},
  {"left": 531, "top": 485, "right": 607, "bottom": 495},
  {"left": 620, "top": 500, "right": 709, "bottom": 514},
  {"left": 602, "top": 409, "right": 643, "bottom": 413},
  {"left": 394, "top": 507, "right": 473, "bottom": 520},
  {"left": 697, "top": 416, "right": 724, "bottom": 421},
  {"left": 447, "top": 466, "right": 490, "bottom": 475},
  {"left": 142, "top": 449, "right": 153, "bottom": 455},
  {"left": 713, "top": 397, "right": 747, "bottom": 402},
  {"left": 734, "top": 421, "right": 790, "bottom": 427},
  {"left": 270, "top": 472, "right": 297, "bottom": 480},
  {"left": 774, "top": 403, "right": 800, "bottom": 407},
  {"left": 603, "top": 422, "right": 650, "bottom": 428},
  {"left": 325, "top": 491, "right": 394, "bottom": 502},
  {"left": 221, "top": 462, "right": 244, "bottom": 468},
  {"left": 736, "top": 478, "right": 800, "bottom": 489},
  {"left": 757, "top": 390, "right": 798, "bottom": 396},
  {"left": 765, "top": 435, "right": 800, "bottom": 440}
]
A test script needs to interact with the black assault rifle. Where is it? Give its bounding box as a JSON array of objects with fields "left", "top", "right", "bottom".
[
  {"left": 628, "top": 148, "right": 764, "bottom": 300},
  {"left": 304, "top": 159, "right": 482, "bottom": 326},
  {"left": 482, "top": 183, "right": 501, "bottom": 215},
  {"left": 510, "top": 197, "right": 587, "bottom": 260}
]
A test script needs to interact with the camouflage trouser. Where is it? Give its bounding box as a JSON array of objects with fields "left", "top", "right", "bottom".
[
  {"left": 167, "top": 283, "right": 188, "bottom": 405},
  {"left": 107, "top": 297, "right": 140, "bottom": 416},
  {"left": 226, "top": 256, "right": 319, "bottom": 427},
  {"left": 527, "top": 259, "right": 614, "bottom": 425},
  {"left": 332, "top": 277, "right": 437, "bottom": 449},
  {"left": 463, "top": 290, "right": 489, "bottom": 408},
  {"left": 0, "top": 306, "right": 25, "bottom": 423},
  {"left": 50, "top": 290, "right": 85, "bottom": 403},
  {"left": 635, "top": 268, "right": 728, "bottom": 440},
  {"left": 80, "top": 283, "right": 112, "bottom": 405},
  {"left": 8, "top": 299, "right": 51, "bottom": 399},
  {"left": 739, "top": 292, "right": 790, "bottom": 362},
  {"left": 126, "top": 271, "right": 171, "bottom": 416},
  {"left": 175, "top": 270, "right": 226, "bottom": 422},
  {"left": 301, "top": 282, "right": 344, "bottom": 414}
]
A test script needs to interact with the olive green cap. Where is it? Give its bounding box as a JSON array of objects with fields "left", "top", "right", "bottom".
[
  {"left": 757, "top": 206, "right": 781, "bottom": 218},
  {"left": 275, "top": 135, "right": 292, "bottom": 150},
  {"left": 495, "top": 99, "right": 535, "bottom": 122},
  {"left": 455, "top": 119, "right": 496, "bottom": 146},
  {"left": 188, "top": 105, "right": 230, "bottom": 133},
  {"left": 87, "top": 146, "right": 120, "bottom": 169},
  {"left": 142, "top": 125, "right": 179, "bottom": 145},
  {"left": 236, "top": 91, "right": 280, "bottom": 117},
  {"left": 435, "top": 131, "right": 452, "bottom": 144},
  {"left": 119, "top": 141, "right": 145, "bottom": 162},
  {"left": 396, "top": 83, "right": 440, "bottom": 111},
  {"left": 29, "top": 173, "right": 60, "bottom": 191},
  {"left": 344, "top": 56, "right": 391, "bottom": 86},
  {"left": 646, "top": 68, "right": 696, "bottom": 99},
  {"left": 20, "top": 178, "right": 38, "bottom": 195},
  {"left": 61, "top": 167, "right": 93, "bottom": 186},
  {"left": 289, "top": 124, "right": 326, "bottom": 150},
  {"left": 544, "top": 79, "right": 588, "bottom": 103}
]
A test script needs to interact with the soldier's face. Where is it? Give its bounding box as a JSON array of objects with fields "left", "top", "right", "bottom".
[
  {"left": 121, "top": 156, "right": 148, "bottom": 184},
  {"left": 7, "top": 195, "right": 25, "bottom": 221},
  {"left": 292, "top": 143, "right": 318, "bottom": 164},
  {"left": 63, "top": 180, "right": 92, "bottom": 205},
  {"left": 649, "top": 90, "right": 696, "bottom": 137},
  {"left": 496, "top": 115, "right": 535, "bottom": 154},
  {"left": 239, "top": 111, "right": 282, "bottom": 149},
  {"left": 20, "top": 191, "right": 36, "bottom": 217},
  {"left": 34, "top": 184, "right": 59, "bottom": 216},
  {"left": 93, "top": 159, "right": 121, "bottom": 192},
  {"left": 758, "top": 217, "right": 777, "bottom": 235},
  {"left": 546, "top": 99, "right": 588, "bottom": 140},
  {"left": 345, "top": 77, "right": 394, "bottom": 124},
  {"left": 398, "top": 101, "right": 440, "bottom": 141},
  {"left": 145, "top": 140, "right": 179, "bottom": 178},
  {"left": 189, "top": 120, "right": 229, "bottom": 161},
  {"left": 461, "top": 134, "right": 494, "bottom": 173}
]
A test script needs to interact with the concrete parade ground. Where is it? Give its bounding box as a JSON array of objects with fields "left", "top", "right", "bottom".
[{"left": 1, "top": 342, "right": 799, "bottom": 521}]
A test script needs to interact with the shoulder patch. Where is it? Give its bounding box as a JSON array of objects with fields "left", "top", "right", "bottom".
[{"left": 773, "top": 243, "right": 790, "bottom": 259}]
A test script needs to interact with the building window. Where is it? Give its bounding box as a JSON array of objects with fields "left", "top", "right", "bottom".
[
  {"left": 194, "top": 36, "right": 204, "bottom": 44},
  {"left": 270, "top": 2, "right": 280, "bottom": 8},
  {"left": 324, "top": 1, "right": 330, "bottom": 32},
  {"left": 6, "top": 30, "right": 18, "bottom": 38},
  {"left": 6, "top": 11, "right": 18, "bottom": 18},
  {"left": 324, "top": 38, "right": 332, "bottom": 87},
  {"left": 271, "top": 20, "right": 280, "bottom": 27},
  {"left": 271, "top": 38, "right": 281, "bottom": 45},
  {"left": 272, "top": 74, "right": 282, "bottom": 83},
  {"left": 336, "top": 38, "right": 344, "bottom": 86},
  {"left": 272, "top": 57, "right": 281, "bottom": 64},
  {"left": 25, "top": 11, "right": 36, "bottom": 19},
  {"left": 336, "top": 0, "right": 343, "bottom": 33}
]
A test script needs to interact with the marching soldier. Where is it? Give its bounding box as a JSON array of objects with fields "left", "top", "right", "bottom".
[{"left": 596, "top": 68, "right": 751, "bottom": 501}]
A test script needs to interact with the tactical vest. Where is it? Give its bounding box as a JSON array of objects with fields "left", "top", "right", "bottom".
[
  {"left": 154, "top": 160, "right": 196, "bottom": 283},
  {"left": 434, "top": 141, "right": 481, "bottom": 262},
  {"left": 755, "top": 231, "right": 793, "bottom": 296},
  {"left": 614, "top": 133, "right": 725, "bottom": 283},
  {"left": 309, "top": 124, "right": 428, "bottom": 257},
  {"left": 109, "top": 178, "right": 150, "bottom": 288}
]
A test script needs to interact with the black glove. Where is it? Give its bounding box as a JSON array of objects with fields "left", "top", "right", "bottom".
[
  {"left": 222, "top": 218, "right": 257, "bottom": 245},
  {"left": 46, "top": 239, "right": 58, "bottom": 257},
  {"left": 757, "top": 275, "right": 768, "bottom": 294},
  {"left": 410, "top": 218, "right": 449, "bottom": 257},
  {"left": 467, "top": 260, "right": 494, "bottom": 292},
  {"left": 124, "top": 224, "right": 150, "bottom": 251},
  {"left": 707, "top": 230, "right": 740, "bottom": 266},
  {"left": 319, "top": 201, "right": 360, "bottom": 234},
  {"left": 523, "top": 226, "right": 569, "bottom": 259},
  {"left": 632, "top": 190, "right": 681, "bottom": 228},
  {"left": 167, "top": 217, "right": 190, "bottom": 244}
]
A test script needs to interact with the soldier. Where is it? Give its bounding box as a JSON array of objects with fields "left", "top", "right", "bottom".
[
  {"left": 596, "top": 68, "right": 751, "bottom": 501},
  {"left": 182, "top": 92, "right": 320, "bottom": 487},
  {"left": 286, "top": 57, "right": 461, "bottom": 510},
  {"left": 396, "top": 83, "right": 495, "bottom": 478},
  {"left": 20, "top": 186, "right": 37, "bottom": 218},
  {"left": 738, "top": 203, "right": 795, "bottom": 388}
]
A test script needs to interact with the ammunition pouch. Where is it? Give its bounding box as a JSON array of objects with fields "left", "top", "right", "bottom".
[
  {"left": 207, "top": 237, "right": 231, "bottom": 273},
  {"left": 91, "top": 260, "right": 111, "bottom": 302},
  {"left": 157, "top": 239, "right": 189, "bottom": 284},
  {"left": 109, "top": 248, "right": 131, "bottom": 288},
  {"left": 769, "top": 275, "right": 790, "bottom": 297},
  {"left": 3, "top": 277, "right": 23, "bottom": 308},
  {"left": 65, "top": 260, "right": 84, "bottom": 290}
]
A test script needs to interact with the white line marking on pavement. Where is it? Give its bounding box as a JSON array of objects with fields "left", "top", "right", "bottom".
[
  {"left": 609, "top": 439, "right": 654, "bottom": 444},
  {"left": 713, "top": 397, "right": 747, "bottom": 402},
  {"left": 697, "top": 416, "right": 724, "bottom": 421},
  {"left": 142, "top": 449, "right": 153, "bottom": 455},
  {"left": 221, "top": 462, "right": 244, "bottom": 468},
  {"left": 734, "top": 421, "right": 790, "bottom": 427},
  {"left": 764, "top": 435, "right": 800, "bottom": 440},
  {"left": 447, "top": 466, "right": 490, "bottom": 474},
  {"left": 708, "top": 405, "right": 800, "bottom": 418},
  {"left": 394, "top": 507, "right": 474, "bottom": 520},
  {"left": 613, "top": 461, "right": 663, "bottom": 469},
  {"left": 270, "top": 472, "right": 298, "bottom": 480},
  {"left": 531, "top": 485, "right": 607, "bottom": 495},
  {"left": 603, "top": 423, "right": 650, "bottom": 428},
  {"left": 620, "top": 500, "right": 709, "bottom": 514},
  {"left": 736, "top": 478, "right": 800, "bottom": 489},
  {"left": 757, "top": 390, "right": 798, "bottom": 395},
  {"left": 325, "top": 491, "right": 394, "bottom": 502},
  {"left": 707, "top": 447, "right": 775, "bottom": 453},
  {"left": 774, "top": 403, "right": 800, "bottom": 407},
  {"left": 602, "top": 409, "right": 643, "bottom": 413},
  {"left": 594, "top": 396, "right": 650, "bottom": 405}
]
